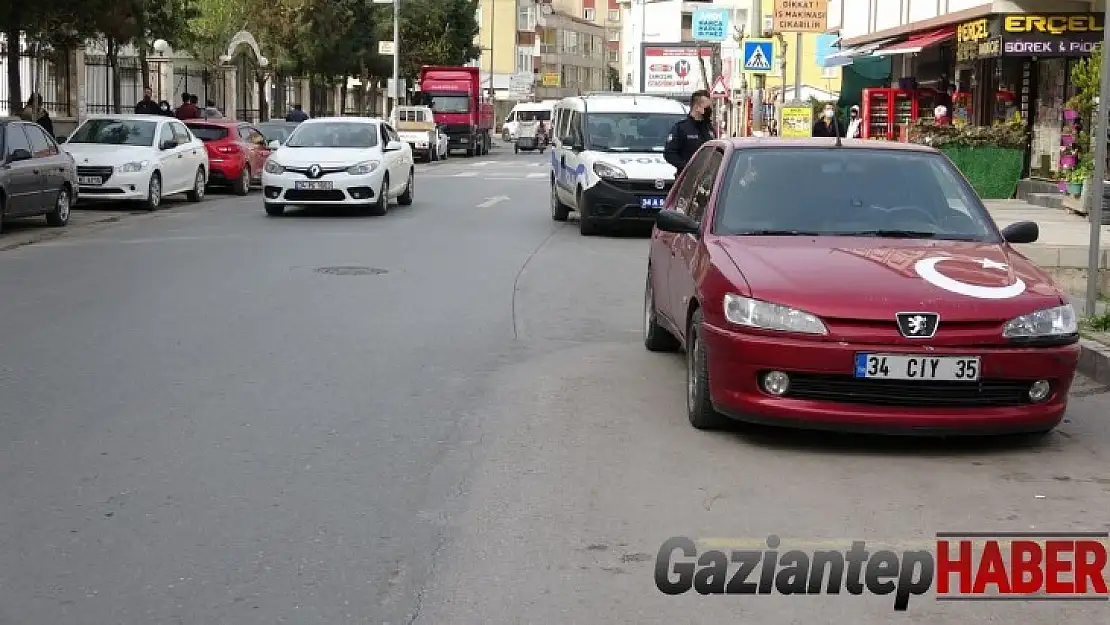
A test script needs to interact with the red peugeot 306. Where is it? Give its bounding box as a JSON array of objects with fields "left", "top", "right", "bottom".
[
  {"left": 645, "top": 138, "right": 1080, "bottom": 436},
  {"left": 184, "top": 119, "right": 270, "bottom": 195}
]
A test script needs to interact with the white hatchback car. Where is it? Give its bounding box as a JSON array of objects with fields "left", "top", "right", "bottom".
[
  {"left": 62, "top": 115, "right": 209, "bottom": 210},
  {"left": 261, "top": 117, "right": 415, "bottom": 216}
]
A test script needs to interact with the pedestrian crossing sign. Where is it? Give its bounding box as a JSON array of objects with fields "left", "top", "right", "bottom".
[{"left": 742, "top": 39, "right": 775, "bottom": 74}]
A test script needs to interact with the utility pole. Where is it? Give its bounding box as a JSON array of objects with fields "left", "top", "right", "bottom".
[
  {"left": 1086, "top": 7, "right": 1110, "bottom": 316},
  {"left": 751, "top": 0, "right": 764, "bottom": 131},
  {"left": 488, "top": 0, "right": 496, "bottom": 98},
  {"left": 793, "top": 32, "right": 802, "bottom": 101},
  {"left": 393, "top": 0, "right": 401, "bottom": 108}
]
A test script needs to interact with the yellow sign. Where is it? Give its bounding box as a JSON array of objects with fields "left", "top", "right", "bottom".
[
  {"left": 541, "top": 73, "right": 560, "bottom": 87},
  {"left": 780, "top": 106, "right": 813, "bottom": 138},
  {"left": 957, "top": 19, "right": 989, "bottom": 42},
  {"left": 1003, "top": 15, "right": 1103, "bottom": 35},
  {"left": 772, "top": 0, "right": 828, "bottom": 34}
]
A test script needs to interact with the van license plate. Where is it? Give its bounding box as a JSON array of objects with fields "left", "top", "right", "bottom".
[{"left": 640, "top": 196, "right": 665, "bottom": 209}]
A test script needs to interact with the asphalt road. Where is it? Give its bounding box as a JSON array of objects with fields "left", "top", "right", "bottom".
[{"left": 1, "top": 144, "right": 1108, "bottom": 624}]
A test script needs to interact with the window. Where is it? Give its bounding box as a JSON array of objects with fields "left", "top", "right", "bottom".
[
  {"left": 425, "top": 94, "right": 470, "bottom": 114},
  {"left": 385, "top": 125, "right": 400, "bottom": 143},
  {"left": 688, "top": 149, "right": 723, "bottom": 222},
  {"left": 246, "top": 128, "right": 266, "bottom": 145},
  {"left": 157, "top": 124, "right": 174, "bottom": 147},
  {"left": 609, "top": 10, "right": 619, "bottom": 22},
  {"left": 171, "top": 122, "right": 192, "bottom": 144},
  {"left": 610, "top": 50, "right": 619, "bottom": 64},
  {"left": 5, "top": 124, "right": 32, "bottom": 156},
  {"left": 608, "top": 28, "right": 620, "bottom": 42},
  {"left": 712, "top": 149, "right": 998, "bottom": 241},
  {"left": 516, "top": 46, "right": 533, "bottom": 74},
  {"left": 822, "top": 65, "right": 839, "bottom": 79},
  {"left": 70, "top": 119, "right": 159, "bottom": 147},
  {"left": 191, "top": 124, "right": 230, "bottom": 142},
  {"left": 567, "top": 111, "right": 583, "bottom": 144},
  {"left": 24, "top": 124, "right": 58, "bottom": 157},
  {"left": 517, "top": 3, "right": 535, "bottom": 31},
  {"left": 564, "top": 31, "right": 578, "bottom": 55},
  {"left": 583, "top": 8, "right": 595, "bottom": 21},
  {"left": 379, "top": 123, "right": 390, "bottom": 145},
  {"left": 284, "top": 122, "right": 379, "bottom": 148},
  {"left": 673, "top": 148, "right": 714, "bottom": 213},
  {"left": 584, "top": 112, "right": 685, "bottom": 152}
]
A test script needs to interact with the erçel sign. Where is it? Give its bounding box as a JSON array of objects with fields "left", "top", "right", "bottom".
[
  {"left": 957, "top": 14, "right": 1103, "bottom": 61},
  {"left": 1002, "top": 14, "right": 1103, "bottom": 35},
  {"left": 772, "top": 0, "right": 828, "bottom": 33}
]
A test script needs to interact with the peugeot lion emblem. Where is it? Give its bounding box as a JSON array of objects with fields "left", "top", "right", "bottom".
[
  {"left": 895, "top": 312, "right": 939, "bottom": 339},
  {"left": 654, "top": 179, "right": 666, "bottom": 190},
  {"left": 308, "top": 165, "right": 322, "bottom": 179}
]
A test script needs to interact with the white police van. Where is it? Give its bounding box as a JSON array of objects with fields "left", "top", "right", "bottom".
[{"left": 549, "top": 94, "right": 689, "bottom": 235}]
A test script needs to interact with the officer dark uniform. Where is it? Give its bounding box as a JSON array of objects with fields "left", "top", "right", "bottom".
[{"left": 664, "top": 90, "right": 714, "bottom": 174}]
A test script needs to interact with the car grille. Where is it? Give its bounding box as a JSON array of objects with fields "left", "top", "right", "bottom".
[
  {"left": 77, "top": 166, "right": 114, "bottom": 182},
  {"left": 284, "top": 189, "right": 347, "bottom": 201},
  {"left": 608, "top": 179, "right": 673, "bottom": 194},
  {"left": 782, "top": 374, "right": 1034, "bottom": 407},
  {"left": 283, "top": 166, "right": 347, "bottom": 176},
  {"left": 441, "top": 124, "right": 472, "bottom": 135}
]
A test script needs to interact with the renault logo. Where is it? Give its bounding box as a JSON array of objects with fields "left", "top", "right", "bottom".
[
  {"left": 654, "top": 179, "right": 666, "bottom": 190},
  {"left": 896, "top": 312, "right": 940, "bottom": 339},
  {"left": 307, "top": 165, "right": 322, "bottom": 179}
]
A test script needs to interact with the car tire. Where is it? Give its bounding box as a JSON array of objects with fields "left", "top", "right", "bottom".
[
  {"left": 368, "top": 176, "right": 389, "bottom": 216},
  {"left": 397, "top": 169, "right": 414, "bottom": 206},
  {"left": 264, "top": 202, "right": 285, "bottom": 216},
  {"left": 0, "top": 196, "right": 7, "bottom": 235},
  {"left": 143, "top": 172, "right": 162, "bottom": 211},
  {"left": 45, "top": 184, "right": 72, "bottom": 227},
  {"left": 234, "top": 165, "right": 251, "bottom": 196},
  {"left": 687, "top": 309, "right": 726, "bottom": 430},
  {"left": 550, "top": 181, "right": 569, "bottom": 222},
  {"left": 644, "top": 271, "right": 680, "bottom": 352},
  {"left": 186, "top": 167, "right": 206, "bottom": 202}
]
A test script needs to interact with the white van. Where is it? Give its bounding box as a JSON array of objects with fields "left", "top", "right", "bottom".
[
  {"left": 549, "top": 94, "right": 689, "bottom": 235},
  {"left": 501, "top": 101, "right": 555, "bottom": 141}
]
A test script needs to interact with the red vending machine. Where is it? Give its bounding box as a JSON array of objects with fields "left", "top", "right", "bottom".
[{"left": 861, "top": 88, "right": 920, "bottom": 140}]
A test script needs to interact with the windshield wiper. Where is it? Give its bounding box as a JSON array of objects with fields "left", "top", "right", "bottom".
[
  {"left": 836, "top": 229, "right": 939, "bottom": 238},
  {"left": 736, "top": 229, "right": 823, "bottom": 236}
]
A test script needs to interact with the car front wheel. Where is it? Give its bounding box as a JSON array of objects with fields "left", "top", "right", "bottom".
[{"left": 686, "top": 309, "right": 726, "bottom": 430}]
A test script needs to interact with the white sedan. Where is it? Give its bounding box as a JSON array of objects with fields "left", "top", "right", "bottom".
[
  {"left": 62, "top": 115, "right": 209, "bottom": 210},
  {"left": 261, "top": 117, "right": 415, "bottom": 216}
]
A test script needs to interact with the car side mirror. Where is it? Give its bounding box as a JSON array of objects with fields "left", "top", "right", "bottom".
[
  {"left": 384, "top": 140, "right": 403, "bottom": 152},
  {"left": 159, "top": 139, "right": 176, "bottom": 150},
  {"left": 7, "top": 148, "right": 33, "bottom": 162},
  {"left": 655, "top": 209, "right": 700, "bottom": 236},
  {"left": 1001, "top": 220, "right": 1039, "bottom": 244},
  {"left": 268, "top": 140, "right": 281, "bottom": 149}
]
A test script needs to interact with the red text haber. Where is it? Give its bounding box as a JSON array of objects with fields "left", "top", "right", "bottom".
[{"left": 936, "top": 539, "right": 1108, "bottom": 596}]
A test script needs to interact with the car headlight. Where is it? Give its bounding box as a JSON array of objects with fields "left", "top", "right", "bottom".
[
  {"left": 723, "top": 294, "right": 828, "bottom": 335},
  {"left": 264, "top": 160, "right": 284, "bottom": 174},
  {"left": 1002, "top": 304, "right": 1078, "bottom": 339},
  {"left": 116, "top": 160, "right": 149, "bottom": 173},
  {"left": 593, "top": 162, "right": 627, "bottom": 179},
  {"left": 347, "top": 161, "right": 380, "bottom": 175}
]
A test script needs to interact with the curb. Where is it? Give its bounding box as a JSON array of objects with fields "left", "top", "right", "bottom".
[
  {"left": 1078, "top": 339, "right": 1110, "bottom": 387},
  {"left": 0, "top": 209, "right": 165, "bottom": 253}
]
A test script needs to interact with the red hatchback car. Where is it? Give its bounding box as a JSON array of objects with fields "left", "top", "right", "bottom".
[
  {"left": 645, "top": 139, "right": 1081, "bottom": 436},
  {"left": 184, "top": 119, "right": 270, "bottom": 195}
]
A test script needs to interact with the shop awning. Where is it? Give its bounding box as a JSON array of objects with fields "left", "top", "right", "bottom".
[
  {"left": 821, "top": 38, "right": 897, "bottom": 68},
  {"left": 873, "top": 28, "right": 955, "bottom": 56}
]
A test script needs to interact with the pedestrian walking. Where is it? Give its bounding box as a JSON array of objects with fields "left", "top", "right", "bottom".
[
  {"left": 812, "top": 103, "right": 842, "bottom": 138},
  {"left": 134, "top": 87, "right": 161, "bottom": 115},
  {"left": 846, "top": 105, "right": 862, "bottom": 139},
  {"left": 175, "top": 93, "right": 199, "bottom": 119},
  {"left": 20, "top": 94, "right": 54, "bottom": 137},
  {"left": 664, "top": 89, "right": 714, "bottom": 174}
]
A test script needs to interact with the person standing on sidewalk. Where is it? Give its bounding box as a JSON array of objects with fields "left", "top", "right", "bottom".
[
  {"left": 20, "top": 94, "right": 54, "bottom": 137},
  {"left": 664, "top": 89, "right": 714, "bottom": 175},
  {"left": 134, "top": 87, "right": 160, "bottom": 115},
  {"left": 812, "top": 103, "right": 843, "bottom": 138},
  {"left": 175, "top": 93, "right": 199, "bottom": 119}
]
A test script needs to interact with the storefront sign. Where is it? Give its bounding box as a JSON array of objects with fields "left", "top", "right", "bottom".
[
  {"left": 779, "top": 105, "right": 813, "bottom": 139},
  {"left": 978, "top": 37, "right": 1002, "bottom": 58},
  {"left": 772, "top": 0, "right": 828, "bottom": 33},
  {"left": 1002, "top": 14, "right": 1103, "bottom": 35},
  {"left": 956, "top": 14, "right": 1103, "bottom": 60},
  {"left": 957, "top": 19, "right": 990, "bottom": 42},
  {"left": 641, "top": 45, "right": 714, "bottom": 95},
  {"left": 1004, "top": 39, "right": 1101, "bottom": 56}
]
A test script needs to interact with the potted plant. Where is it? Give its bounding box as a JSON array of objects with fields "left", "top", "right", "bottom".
[
  {"left": 1067, "top": 157, "right": 1092, "bottom": 197},
  {"left": 1060, "top": 144, "right": 1079, "bottom": 168}
]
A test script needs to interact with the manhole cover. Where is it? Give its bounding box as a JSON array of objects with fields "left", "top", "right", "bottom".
[{"left": 315, "top": 266, "right": 388, "bottom": 276}]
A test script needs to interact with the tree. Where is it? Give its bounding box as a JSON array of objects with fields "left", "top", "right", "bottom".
[{"left": 389, "top": 0, "right": 480, "bottom": 81}]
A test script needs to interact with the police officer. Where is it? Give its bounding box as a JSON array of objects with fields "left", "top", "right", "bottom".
[{"left": 664, "top": 89, "right": 714, "bottom": 174}]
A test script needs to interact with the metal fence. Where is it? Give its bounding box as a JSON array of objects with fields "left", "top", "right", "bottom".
[
  {"left": 172, "top": 65, "right": 227, "bottom": 112},
  {"left": 0, "top": 48, "right": 73, "bottom": 117},
  {"left": 83, "top": 54, "right": 162, "bottom": 114}
]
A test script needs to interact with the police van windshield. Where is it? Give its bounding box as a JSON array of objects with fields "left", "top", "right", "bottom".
[
  {"left": 585, "top": 113, "right": 684, "bottom": 152},
  {"left": 517, "top": 110, "right": 551, "bottom": 122}
]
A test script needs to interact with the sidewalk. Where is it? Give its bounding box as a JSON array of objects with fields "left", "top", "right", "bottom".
[{"left": 984, "top": 200, "right": 1110, "bottom": 386}]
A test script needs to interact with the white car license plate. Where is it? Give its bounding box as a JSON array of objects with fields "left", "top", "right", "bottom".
[
  {"left": 295, "top": 180, "right": 333, "bottom": 190},
  {"left": 640, "top": 196, "right": 665, "bottom": 209},
  {"left": 854, "top": 354, "right": 980, "bottom": 381},
  {"left": 78, "top": 176, "right": 102, "bottom": 185}
]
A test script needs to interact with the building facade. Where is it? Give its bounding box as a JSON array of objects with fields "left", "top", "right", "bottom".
[{"left": 829, "top": 0, "right": 1103, "bottom": 175}]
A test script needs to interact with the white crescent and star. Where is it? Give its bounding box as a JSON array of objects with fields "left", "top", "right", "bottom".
[{"left": 913, "top": 257, "right": 1025, "bottom": 300}]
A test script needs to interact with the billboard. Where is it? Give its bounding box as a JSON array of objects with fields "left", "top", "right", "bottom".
[{"left": 641, "top": 45, "right": 714, "bottom": 95}]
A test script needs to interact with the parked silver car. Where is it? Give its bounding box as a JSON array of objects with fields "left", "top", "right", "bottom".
[{"left": 1, "top": 119, "right": 77, "bottom": 234}]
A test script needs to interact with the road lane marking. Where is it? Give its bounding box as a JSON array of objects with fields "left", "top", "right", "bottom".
[
  {"left": 453, "top": 172, "right": 478, "bottom": 177},
  {"left": 476, "top": 196, "right": 510, "bottom": 208},
  {"left": 527, "top": 173, "right": 546, "bottom": 178}
]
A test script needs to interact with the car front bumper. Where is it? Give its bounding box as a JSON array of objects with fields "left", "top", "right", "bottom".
[
  {"left": 701, "top": 322, "right": 1081, "bottom": 435},
  {"left": 261, "top": 168, "right": 385, "bottom": 205},
  {"left": 75, "top": 167, "right": 153, "bottom": 201},
  {"left": 580, "top": 178, "right": 673, "bottom": 225}
]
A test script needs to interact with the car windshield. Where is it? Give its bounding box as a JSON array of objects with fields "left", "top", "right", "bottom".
[
  {"left": 284, "top": 123, "right": 379, "bottom": 148},
  {"left": 586, "top": 113, "right": 684, "bottom": 152},
  {"left": 187, "top": 125, "right": 229, "bottom": 141},
  {"left": 68, "top": 119, "right": 157, "bottom": 146},
  {"left": 258, "top": 124, "right": 295, "bottom": 143},
  {"left": 426, "top": 94, "right": 470, "bottom": 114},
  {"left": 517, "top": 110, "right": 551, "bottom": 122},
  {"left": 712, "top": 149, "right": 999, "bottom": 242}
]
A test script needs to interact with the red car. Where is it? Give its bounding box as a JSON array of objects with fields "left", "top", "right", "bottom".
[
  {"left": 645, "top": 138, "right": 1080, "bottom": 436},
  {"left": 184, "top": 119, "right": 270, "bottom": 195}
]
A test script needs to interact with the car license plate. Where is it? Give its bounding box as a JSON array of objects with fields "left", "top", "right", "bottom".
[
  {"left": 78, "top": 176, "right": 102, "bottom": 185},
  {"left": 295, "top": 180, "right": 333, "bottom": 190},
  {"left": 640, "top": 196, "right": 665, "bottom": 209},
  {"left": 854, "top": 353, "right": 980, "bottom": 381}
]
